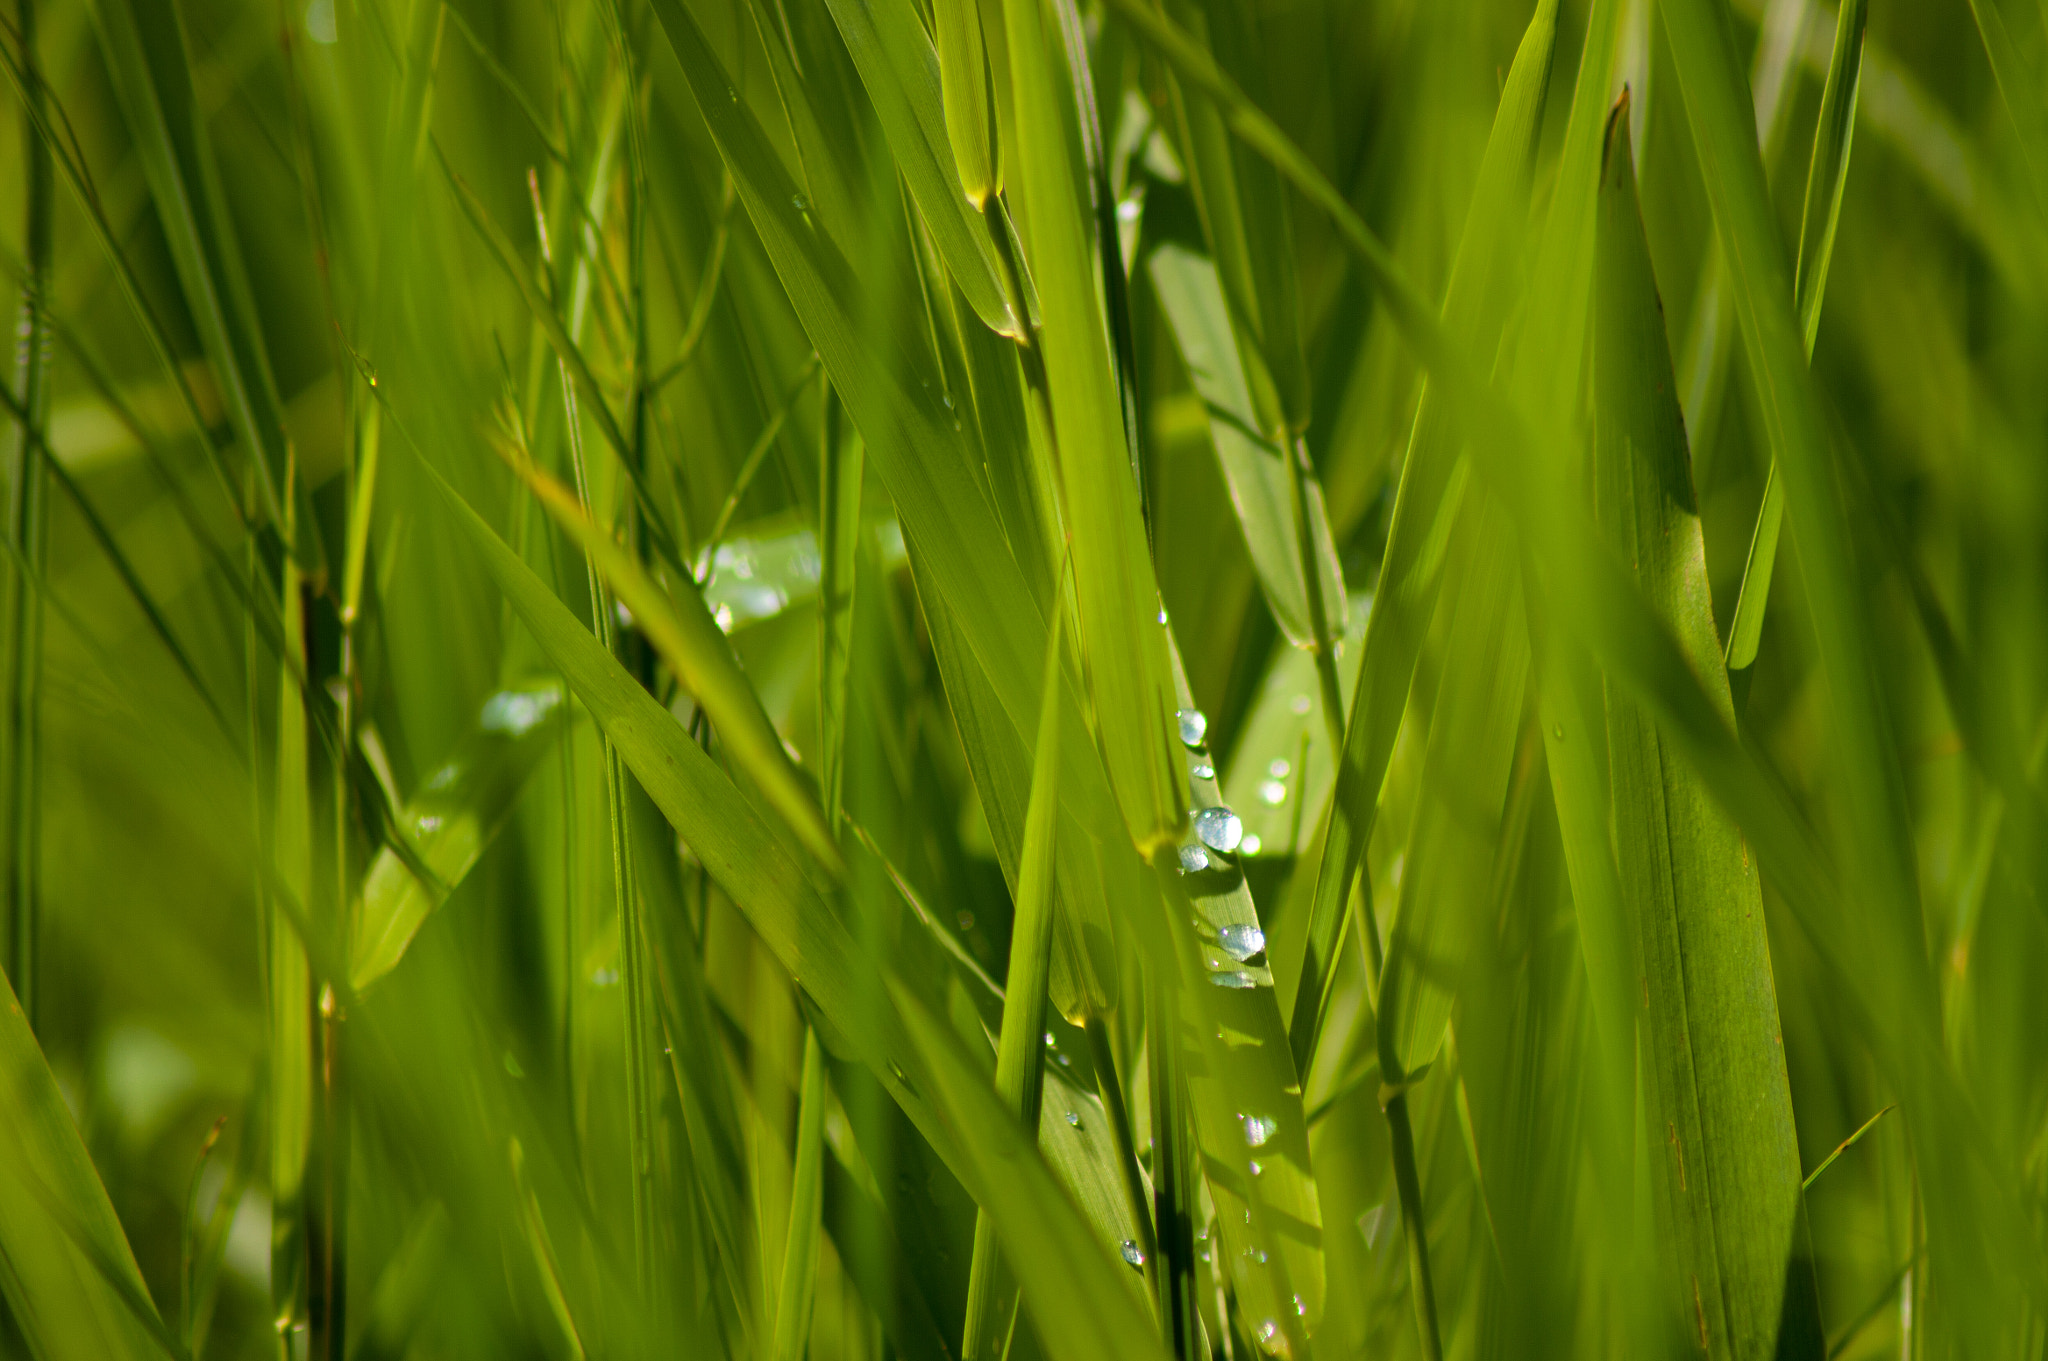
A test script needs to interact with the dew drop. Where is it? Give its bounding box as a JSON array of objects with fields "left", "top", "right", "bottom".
[
  {"left": 1121, "top": 1239, "right": 1145, "bottom": 1267},
  {"left": 1065, "top": 1110, "right": 1082, "bottom": 1128},
  {"left": 1178, "top": 843, "right": 1212, "bottom": 874},
  {"left": 792, "top": 193, "right": 808, "bottom": 211},
  {"left": 1258, "top": 779, "right": 1288, "bottom": 807},
  {"left": 1177, "top": 708, "right": 1208, "bottom": 748},
  {"left": 956, "top": 910, "right": 975, "bottom": 930},
  {"left": 1157, "top": 607, "right": 1170, "bottom": 624},
  {"left": 1241, "top": 834, "right": 1263, "bottom": 855},
  {"left": 1241, "top": 1112, "right": 1277, "bottom": 1147},
  {"left": 1256, "top": 1319, "right": 1288, "bottom": 1356},
  {"left": 1045, "top": 1032, "right": 1057, "bottom": 1046},
  {"left": 1250, "top": 1247, "right": 1269, "bottom": 1265},
  {"left": 1248, "top": 1159, "right": 1263, "bottom": 1176},
  {"left": 416, "top": 813, "right": 443, "bottom": 834},
  {"left": 1290, "top": 694, "right": 1312, "bottom": 715},
  {"left": 727, "top": 86, "right": 738, "bottom": 102},
  {"left": 1268, "top": 758, "right": 1292, "bottom": 778},
  {"left": 1210, "top": 970, "right": 1257, "bottom": 989},
  {"left": 942, "top": 392, "right": 955, "bottom": 409},
  {"left": 1294, "top": 1293, "right": 1308, "bottom": 1316},
  {"left": 1116, "top": 198, "right": 1141, "bottom": 223},
  {"left": 714, "top": 603, "right": 735, "bottom": 633},
  {"left": 1217, "top": 923, "right": 1266, "bottom": 962},
  {"left": 1194, "top": 806, "right": 1242, "bottom": 853},
  {"left": 1190, "top": 762, "right": 1215, "bottom": 781}
]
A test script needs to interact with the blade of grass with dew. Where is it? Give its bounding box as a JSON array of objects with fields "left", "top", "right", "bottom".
[
  {"left": 506, "top": 451, "right": 841, "bottom": 874},
  {"left": 892, "top": 978, "right": 1169, "bottom": 1361},
  {"left": 1285, "top": 0, "right": 1559, "bottom": 1080},
  {"left": 961, "top": 554, "right": 1072, "bottom": 1358},
  {"left": 1003, "top": 0, "right": 1181, "bottom": 850},
  {"left": 88, "top": 0, "right": 322, "bottom": 573},
  {"left": 0, "top": 965, "right": 168, "bottom": 1361},
  {"left": 1595, "top": 99, "right": 1822, "bottom": 1360},
  {"left": 1147, "top": 242, "right": 1345, "bottom": 654},
  {"left": 1723, "top": 0, "right": 1868, "bottom": 677},
  {"left": 818, "top": 0, "right": 1017, "bottom": 334},
  {"left": 350, "top": 681, "right": 570, "bottom": 990},
  {"left": 773, "top": 1029, "right": 826, "bottom": 1361}
]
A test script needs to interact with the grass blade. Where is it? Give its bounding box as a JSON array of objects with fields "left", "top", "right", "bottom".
[
  {"left": 772, "top": 1029, "right": 827, "bottom": 1361},
  {"left": 1595, "top": 98, "right": 1821, "bottom": 1359}
]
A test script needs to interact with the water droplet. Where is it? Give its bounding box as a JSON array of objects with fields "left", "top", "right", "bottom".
[
  {"left": 1268, "top": 758, "right": 1292, "bottom": 778},
  {"left": 1552, "top": 722, "right": 1565, "bottom": 740},
  {"left": 956, "top": 910, "right": 975, "bottom": 930},
  {"left": 1178, "top": 844, "right": 1211, "bottom": 874},
  {"left": 614, "top": 599, "right": 636, "bottom": 630},
  {"left": 1241, "top": 833, "right": 1263, "bottom": 855},
  {"left": 416, "top": 813, "right": 442, "bottom": 834},
  {"left": 714, "top": 603, "right": 735, "bottom": 632},
  {"left": 1157, "top": 607, "right": 1170, "bottom": 624},
  {"left": 792, "top": 193, "right": 808, "bottom": 211},
  {"left": 1194, "top": 806, "right": 1242, "bottom": 853},
  {"left": 1259, "top": 779, "right": 1288, "bottom": 806},
  {"left": 1190, "top": 762, "right": 1215, "bottom": 781},
  {"left": 1121, "top": 1239, "right": 1145, "bottom": 1267},
  {"left": 1290, "top": 694, "right": 1312, "bottom": 715},
  {"left": 1217, "top": 923, "right": 1266, "bottom": 962},
  {"left": 1250, "top": 1247, "right": 1269, "bottom": 1265},
  {"left": 942, "top": 392, "right": 955, "bottom": 409},
  {"left": 1065, "top": 1110, "right": 1082, "bottom": 1128},
  {"left": 1241, "top": 1112, "right": 1277, "bottom": 1147},
  {"left": 1294, "top": 1293, "right": 1308, "bottom": 1316},
  {"left": 1177, "top": 708, "right": 1208, "bottom": 747},
  {"left": 1256, "top": 1319, "right": 1288, "bottom": 1356},
  {"left": 727, "top": 86, "right": 738, "bottom": 102},
  {"left": 1117, "top": 198, "right": 1141, "bottom": 223},
  {"left": 1248, "top": 1159, "right": 1263, "bottom": 1176},
  {"left": 1210, "top": 970, "right": 1257, "bottom": 989},
  {"left": 1044, "top": 1032, "right": 1057, "bottom": 1046},
  {"left": 1057, "top": 1052, "right": 1070, "bottom": 1066}
]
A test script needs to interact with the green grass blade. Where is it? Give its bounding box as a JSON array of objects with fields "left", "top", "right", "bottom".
[
  {"left": 88, "top": 0, "right": 321, "bottom": 573},
  {"left": 772, "top": 1029, "right": 827, "bottom": 1361},
  {"left": 507, "top": 452, "right": 842, "bottom": 874},
  {"left": 269, "top": 546, "right": 314, "bottom": 1341},
  {"left": 963, "top": 575, "right": 1064, "bottom": 1360},
  {"left": 892, "top": 979, "right": 1168, "bottom": 1361},
  {"left": 350, "top": 682, "right": 569, "bottom": 990},
  {"left": 1723, "top": 0, "right": 1867, "bottom": 673},
  {"left": 1004, "top": 0, "right": 1181, "bottom": 850},
  {"left": 935, "top": 0, "right": 998, "bottom": 206},
  {"left": 820, "top": 0, "right": 1017, "bottom": 334},
  {"left": 1147, "top": 243, "right": 1345, "bottom": 652},
  {"left": 1594, "top": 100, "right": 1821, "bottom": 1359},
  {"left": 1286, "top": 0, "right": 1558, "bottom": 1079},
  {"left": 1965, "top": 0, "right": 2048, "bottom": 213},
  {"left": 0, "top": 966, "right": 170, "bottom": 1360}
]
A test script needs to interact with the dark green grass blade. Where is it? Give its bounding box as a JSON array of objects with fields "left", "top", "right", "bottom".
[{"left": 1595, "top": 99, "right": 1821, "bottom": 1361}]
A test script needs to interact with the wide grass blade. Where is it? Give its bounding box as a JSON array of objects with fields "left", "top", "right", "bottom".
[{"left": 1595, "top": 99, "right": 1820, "bottom": 1360}]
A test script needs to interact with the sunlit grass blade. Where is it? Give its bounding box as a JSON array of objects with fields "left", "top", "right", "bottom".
[
  {"left": 1003, "top": 0, "right": 1181, "bottom": 849},
  {"left": 820, "top": 0, "right": 1017, "bottom": 334},
  {"left": 350, "top": 682, "right": 568, "bottom": 990},
  {"left": 1595, "top": 99, "right": 1821, "bottom": 1359},
  {"left": 1285, "top": 0, "right": 1558, "bottom": 1079},
  {"left": 962, "top": 556, "right": 1065, "bottom": 1360},
  {"left": 1723, "top": 0, "right": 1867, "bottom": 675},
  {"left": 506, "top": 451, "right": 842, "bottom": 874},
  {"left": 935, "top": 0, "right": 997, "bottom": 206}
]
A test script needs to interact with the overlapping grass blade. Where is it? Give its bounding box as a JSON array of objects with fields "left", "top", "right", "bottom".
[
  {"left": 772, "top": 1030, "right": 827, "bottom": 1361},
  {"left": 1595, "top": 100, "right": 1821, "bottom": 1360}
]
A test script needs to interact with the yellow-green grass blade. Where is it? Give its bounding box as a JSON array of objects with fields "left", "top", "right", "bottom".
[
  {"left": 1147, "top": 243, "right": 1346, "bottom": 651},
  {"left": 773, "top": 1029, "right": 827, "bottom": 1361},
  {"left": 0, "top": 965, "right": 169, "bottom": 1360},
  {"left": 892, "top": 980, "right": 1168, "bottom": 1361},
  {"left": 818, "top": 402, "right": 863, "bottom": 829},
  {"left": 1595, "top": 103, "right": 1821, "bottom": 1360},
  {"left": 819, "top": 0, "right": 1017, "bottom": 334},
  {"left": 270, "top": 548, "right": 314, "bottom": 1337},
  {"left": 1285, "top": 0, "right": 1558, "bottom": 1079},
  {"left": 350, "top": 682, "right": 569, "bottom": 991},
  {"left": 88, "top": 0, "right": 322, "bottom": 575},
  {"left": 507, "top": 452, "right": 842, "bottom": 875},
  {"left": 1003, "top": 0, "right": 1181, "bottom": 850},
  {"left": 1723, "top": 0, "right": 1867, "bottom": 673},
  {"left": 935, "top": 0, "right": 998, "bottom": 207},
  {"left": 963, "top": 573, "right": 1065, "bottom": 1360}
]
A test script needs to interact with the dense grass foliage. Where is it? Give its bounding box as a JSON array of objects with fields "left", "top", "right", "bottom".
[{"left": 3, "top": 0, "right": 2047, "bottom": 1357}]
